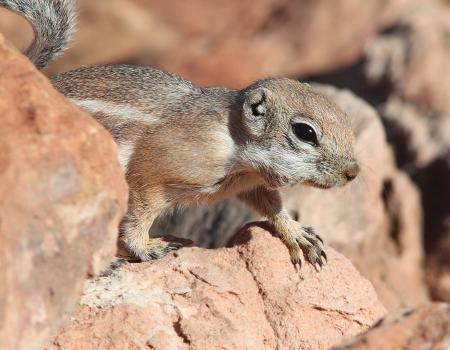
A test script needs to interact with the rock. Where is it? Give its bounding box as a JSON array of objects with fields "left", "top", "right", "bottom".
[
  {"left": 0, "top": 34, "right": 128, "bottom": 350},
  {"left": 131, "top": 0, "right": 404, "bottom": 87},
  {"left": 48, "top": 225, "right": 386, "bottom": 350},
  {"left": 302, "top": 0, "right": 450, "bottom": 304},
  {"left": 366, "top": 1, "right": 450, "bottom": 303},
  {"left": 153, "top": 84, "right": 428, "bottom": 311},
  {"left": 0, "top": 6, "right": 34, "bottom": 52},
  {"left": 359, "top": 0, "right": 450, "bottom": 302},
  {"left": 364, "top": 0, "right": 450, "bottom": 115},
  {"left": 0, "top": 0, "right": 405, "bottom": 87},
  {"left": 380, "top": 101, "right": 450, "bottom": 304},
  {"left": 333, "top": 303, "right": 450, "bottom": 350},
  {"left": 301, "top": 85, "right": 428, "bottom": 311},
  {"left": 380, "top": 98, "right": 450, "bottom": 169},
  {"left": 379, "top": 101, "right": 450, "bottom": 305},
  {"left": 428, "top": 231, "right": 450, "bottom": 302},
  {"left": 0, "top": 0, "right": 176, "bottom": 76},
  {"left": 415, "top": 154, "right": 450, "bottom": 302},
  {"left": 44, "top": 0, "right": 175, "bottom": 76}
]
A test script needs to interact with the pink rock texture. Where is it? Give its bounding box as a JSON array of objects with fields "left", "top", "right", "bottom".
[
  {"left": 365, "top": 0, "right": 450, "bottom": 115},
  {"left": 0, "top": 34, "right": 128, "bottom": 350},
  {"left": 380, "top": 99, "right": 450, "bottom": 304},
  {"left": 0, "top": 0, "right": 405, "bottom": 87},
  {"left": 49, "top": 226, "right": 386, "bottom": 350},
  {"left": 133, "top": 0, "right": 404, "bottom": 87},
  {"left": 292, "top": 84, "right": 428, "bottom": 311},
  {"left": 299, "top": 0, "right": 450, "bottom": 304},
  {"left": 334, "top": 303, "right": 450, "bottom": 350},
  {"left": 360, "top": 0, "right": 450, "bottom": 302}
]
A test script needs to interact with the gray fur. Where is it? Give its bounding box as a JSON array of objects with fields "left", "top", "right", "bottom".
[{"left": 0, "top": 0, "right": 76, "bottom": 69}]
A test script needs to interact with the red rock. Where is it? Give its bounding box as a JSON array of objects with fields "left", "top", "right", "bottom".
[
  {"left": 0, "top": 0, "right": 406, "bottom": 87},
  {"left": 363, "top": 0, "right": 450, "bottom": 301},
  {"left": 131, "top": 0, "right": 405, "bottom": 87},
  {"left": 380, "top": 102, "right": 450, "bottom": 305},
  {"left": 306, "top": 0, "right": 450, "bottom": 304},
  {"left": 0, "top": 0, "right": 176, "bottom": 76},
  {"left": 49, "top": 226, "right": 386, "bottom": 350},
  {"left": 365, "top": 0, "right": 450, "bottom": 115},
  {"left": 334, "top": 303, "right": 450, "bottom": 350},
  {"left": 0, "top": 34, "right": 128, "bottom": 350},
  {"left": 295, "top": 84, "right": 428, "bottom": 311}
]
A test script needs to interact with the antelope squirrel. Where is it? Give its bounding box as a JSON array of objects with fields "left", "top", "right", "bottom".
[{"left": 1, "top": 0, "right": 360, "bottom": 268}]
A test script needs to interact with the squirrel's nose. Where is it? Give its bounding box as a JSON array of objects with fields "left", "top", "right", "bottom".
[{"left": 344, "top": 161, "right": 360, "bottom": 182}]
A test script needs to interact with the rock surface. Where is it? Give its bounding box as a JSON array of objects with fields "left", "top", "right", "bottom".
[
  {"left": 132, "top": 0, "right": 403, "bottom": 87},
  {"left": 49, "top": 225, "right": 386, "bottom": 350},
  {"left": 364, "top": 1, "right": 450, "bottom": 115},
  {"left": 379, "top": 99, "right": 450, "bottom": 304},
  {"left": 347, "top": 0, "right": 450, "bottom": 303},
  {"left": 0, "top": 35, "right": 128, "bottom": 350},
  {"left": 334, "top": 303, "right": 450, "bottom": 350},
  {"left": 0, "top": 0, "right": 404, "bottom": 87},
  {"left": 372, "top": 14, "right": 450, "bottom": 299},
  {"left": 304, "top": 85, "right": 427, "bottom": 311},
  {"left": 307, "top": 0, "right": 450, "bottom": 303}
]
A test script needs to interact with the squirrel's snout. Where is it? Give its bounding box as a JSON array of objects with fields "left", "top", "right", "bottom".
[{"left": 344, "top": 161, "right": 360, "bottom": 182}]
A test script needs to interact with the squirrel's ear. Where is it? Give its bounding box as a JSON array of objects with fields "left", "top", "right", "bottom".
[{"left": 242, "top": 88, "right": 271, "bottom": 137}]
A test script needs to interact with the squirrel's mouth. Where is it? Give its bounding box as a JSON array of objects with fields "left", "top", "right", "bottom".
[{"left": 302, "top": 179, "right": 334, "bottom": 189}]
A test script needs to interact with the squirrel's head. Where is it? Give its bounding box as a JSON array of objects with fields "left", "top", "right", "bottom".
[{"left": 237, "top": 78, "right": 359, "bottom": 189}]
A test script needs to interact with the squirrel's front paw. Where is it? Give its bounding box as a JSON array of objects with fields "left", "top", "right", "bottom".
[{"left": 280, "top": 223, "right": 327, "bottom": 269}]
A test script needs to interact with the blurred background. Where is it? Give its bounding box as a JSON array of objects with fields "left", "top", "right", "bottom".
[{"left": 0, "top": 0, "right": 449, "bottom": 305}]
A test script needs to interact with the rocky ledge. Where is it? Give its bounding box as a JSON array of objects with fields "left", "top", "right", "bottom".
[{"left": 48, "top": 225, "right": 385, "bottom": 350}]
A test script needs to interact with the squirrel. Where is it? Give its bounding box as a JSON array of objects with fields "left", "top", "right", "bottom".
[{"left": 1, "top": 0, "right": 360, "bottom": 268}]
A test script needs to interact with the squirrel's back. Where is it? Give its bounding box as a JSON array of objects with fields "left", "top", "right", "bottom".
[
  {"left": 0, "top": 0, "right": 76, "bottom": 69},
  {"left": 52, "top": 65, "right": 200, "bottom": 107}
]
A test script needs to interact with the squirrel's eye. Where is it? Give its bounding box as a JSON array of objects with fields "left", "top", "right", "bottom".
[{"left": 293, "top": 123, "right": 318, "bottom": 146}]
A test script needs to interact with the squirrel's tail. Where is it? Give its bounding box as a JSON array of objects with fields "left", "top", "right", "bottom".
[{"left": 0, "top": 0, "right": 76, "bottom": 69}]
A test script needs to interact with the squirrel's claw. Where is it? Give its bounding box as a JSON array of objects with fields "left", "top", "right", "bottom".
[{"left": 289, "top": 225, "right": 327, "bottom": 271}]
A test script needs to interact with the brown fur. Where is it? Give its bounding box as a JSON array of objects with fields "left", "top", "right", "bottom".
[{"left": 51, "top": 66, "right": 359, "bottom": 267}]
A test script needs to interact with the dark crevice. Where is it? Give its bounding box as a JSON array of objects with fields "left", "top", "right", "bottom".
[
  {"left": 379, "top": 116, "right": 418, "bottom": 169},
  {"left": 302, "top": 58, "right": 394, "bottom": 108},
  {"left": 382, "top": 179, "right": 402, "bottom": 254},
  {"left": 411, "top": 158, "right": 450, "bottom": 256},
  {"left": 173, "top": 318, "right": 191, "bottom": 345}
]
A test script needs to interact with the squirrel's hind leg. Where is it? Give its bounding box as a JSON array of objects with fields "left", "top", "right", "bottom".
[{"left": 117, "top": 189, "right": 186, "bottom": 262}]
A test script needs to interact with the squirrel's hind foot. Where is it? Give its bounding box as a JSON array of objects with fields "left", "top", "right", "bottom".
[{"left": 119, "top": 235, "right": 192, "bottom": 262}]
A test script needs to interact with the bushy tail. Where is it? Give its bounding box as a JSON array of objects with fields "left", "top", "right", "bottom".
[{"left": 0, "top": 0, "right": 76, "bottom": 69}]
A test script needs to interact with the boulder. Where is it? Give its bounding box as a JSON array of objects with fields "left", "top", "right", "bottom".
[
  {"left": 133, "top": 0, "right": 404, "bottom": 87},
  {"left": 301, "top": 85, "right": 427, "bottom": 311},
  {"left": 306, "top": 0, "right": 450, "bottom": 303},
  {"left": 0, "top": 0, "right": 405, "bottom": 87},
  {"left": 334, "top": 303, "right": 450, "bottom": 350},
  {"left": 0, "top": 34, "right": 128, "bottom": 350},
  {"left": 49, "top": 225, "right": 386, "bottom": 350},
  {"left": 364, "top": 0, "right": 450, "bottom": 115},
  {"left": 0, "top": 0, "right": 175, "bottom": 76},
  {"left": 362, "top": 0, "right": 450, "bottom": 302},
  {"left": 380, "top": 101, "right": 450, "bottom": 304}
]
